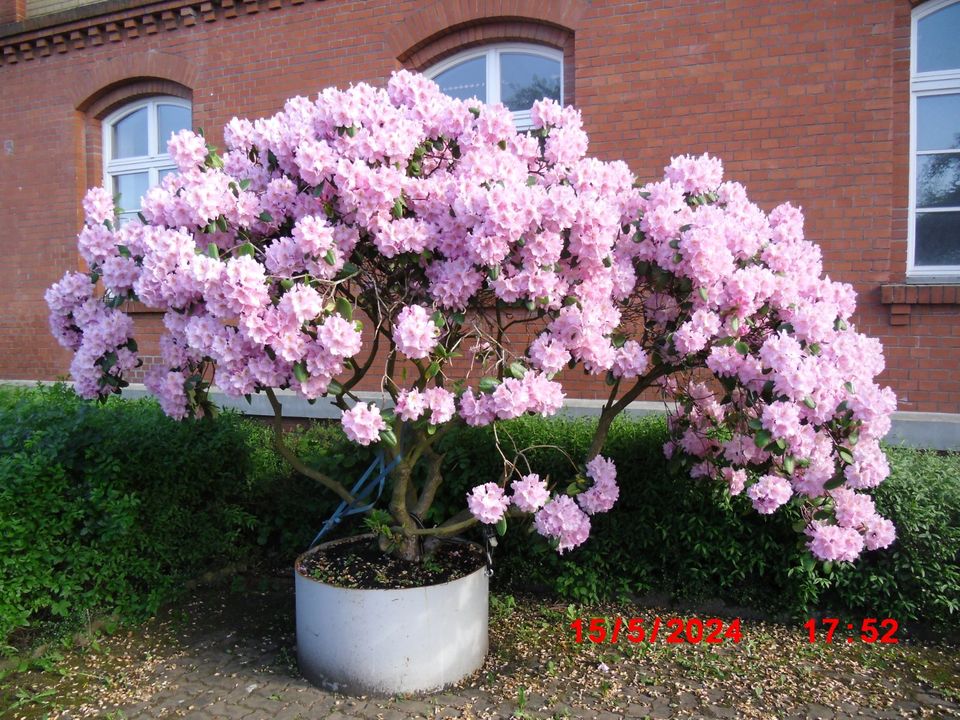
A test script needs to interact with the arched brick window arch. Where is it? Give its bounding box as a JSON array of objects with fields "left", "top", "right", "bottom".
[
  {"left": 402, "top": 21, "right": 575, "bottom": 112},
  {"left": 78, "top": 78, "right": 193, "bottom": 202}
]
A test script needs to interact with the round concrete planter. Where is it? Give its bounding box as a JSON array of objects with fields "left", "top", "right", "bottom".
[{"left": 294, "top": 534, "right": 489, "bottom": 695}]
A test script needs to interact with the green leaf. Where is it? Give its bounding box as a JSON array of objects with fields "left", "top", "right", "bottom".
[
  {"left": 469, "top": 107, "right": 481, "bottom": 118},
  {"left": 803, "top": 396, "right": 817, "bottom": 409},
  {"left": 238, "top": 178, "right": 251, "bottom": 191},
  {"left": 479, "top": 376, "right": 500, "bottom": 394},
  {"left": 747, "top": 418, "right": 763, "bottom": 430},
  {"left": 784, "top": 455, "right": 795, "bottom": 476},
  {"left": 800, "top": 554, "right": 816, "bottom": 573},
  {"left": 565, "top": 482, "right": 581, "bottom": 497},
  {"left": 323, "top": 250, "right": 336, "bottom": 265},
  {"left": 496, "top": 516, "right": 507, "bottom": 536},
  {"left": 526, "top": 175, "right": 538, "bottom": 186},
  {"left": 238, "top": 242, "right": 256, "bottom": 257},
  {"left": 497, "top": 140, "right": 507, "bottom": 151},
  {"left": 338, "top": 262, "right": 360, "bottom": 278},
  {"left": 735, "top": 341, "right": 750, "bottom": 356},
  {"left": 753, "top": 429, "right": 772, "bottom": 449},
  {"left": 431, "top": 310, "right": 445, "bottom": 327},
  {"left": 731, "top": 316, "right": 740, "bottom": 333},
  {"left": 216, "top": 215, "right": 229, "bottom": 232},
  {"left": 380, "top": 428, "right": 398, "bottom": 447},
  {"left": 206, "top": 243, "right": 220, "bottom": 259},
  {"left": 838, "top": 447, "right": 855, "bottom": 464},
  {"left": 327, "top": 380, "right": 344, "bottom": 395},
  {"left": 698, "top": 287, "right": 709, "bottom": 302},
  {"left": 844, "top": 381, "right": 855, "bottom": 393},
  {"left": 487, "top": 265, "right": 500, "bottom": 281},
  {"left": 293, "top": 361, "right": 309, "bottom": 383},
  {"left": 847, "top": 430, "right": 859, "bottom": 447},
  {"left": 258, "top": 211, "right": 273, "bottom": 223},
  {"left": 425, "top": 361, "right": 440, "bottom": 380},
  {"left": 117, "top": 245, "right": 131, "bottom": 258},
  {"left": 825, "top": 473, "right": 846, "bottom": 490},
  {"left": 335, "top": 297, "right": 353, "bottom": 320},
  {"left": 508, "top": 361, "right": 526, "bottom": 380}
]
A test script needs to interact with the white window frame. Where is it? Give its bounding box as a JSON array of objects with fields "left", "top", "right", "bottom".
[
  {"left": 909, "top": 0, "right": 960, "bottom": 279},
  {"left": 425, "top": 43, "right": 563, "bottom": 130},
  {"left": 102, "top": 96, "right": 192, "bottom": 221}
]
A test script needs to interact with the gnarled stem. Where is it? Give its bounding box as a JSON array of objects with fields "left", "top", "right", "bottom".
[
  {"left": 586, "top": 364, "right": 675, "bottom": 461},
  {"left": 264, "top": 387, "right": 356, "bottom": 505}
]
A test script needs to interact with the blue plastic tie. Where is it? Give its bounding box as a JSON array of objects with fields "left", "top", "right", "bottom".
[{"left": 308, "top": 450, "right": 401, "bottom": 547}]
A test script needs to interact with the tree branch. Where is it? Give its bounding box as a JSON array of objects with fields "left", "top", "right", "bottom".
[
  {"left": 586, "top": 363, "right": 675, "bottom": 460},
  {"left": 412, "top": 446, "right": 445, "bottom": 518},
  {"left": 264, "top": 387, "right": 356, "bottom": 504}
]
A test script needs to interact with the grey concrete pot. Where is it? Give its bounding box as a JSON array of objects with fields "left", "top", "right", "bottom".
[{"left": 294, "top": 534, "right": 489, "bottom": 695}]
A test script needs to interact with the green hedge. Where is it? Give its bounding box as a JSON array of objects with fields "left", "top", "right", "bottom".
[
  {"left": 0, "top": 384, "right": 264, "bottom": 645},
  {"left": 2, "top": 384, "right": 957, "bottom": 644}
]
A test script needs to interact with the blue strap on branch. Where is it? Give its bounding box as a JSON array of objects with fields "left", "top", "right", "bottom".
[{"left": 308, "top": 450, "right": 401, "bottom": 548}]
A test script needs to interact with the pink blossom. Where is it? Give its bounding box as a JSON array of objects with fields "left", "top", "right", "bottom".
[
  {"left": 423, "top": 386, "right": 456, "bottom": 424},
  {"left": 82, "top": 186, "right": 115, "bottom": 226},
  {"left": 722, "top": 467, "right": 747, "bottom": 496},
  {"left": 664, "top": 153, "right": 723, "bottom": 195},
  {"left": 395, "top": 388, "right": 425, "bottom": 422},
  {"left": 831, "top": 488, "right": 877, "bottom": 529},
  {"left": 534, "top": 496, "right": 591, "bottom": 554},
  {"left": 167, "top": 129, "right": 208, "bottom": 172},
  {"left": 806, "top": 522, "right": 865, "bottom": 562},
  {"left": 317, "top": 313, "right": 362, "bottom": 358},
  {"left": 746, "top": 474, "right": 792, "bottom": 514},
  {"left": 341, "top": 403, "right": 387, "bottom": 446},
  {"left": 612, "top": 341, "right": 649, "bottom": 379},
  {"left": 466, "top": 483, "right": 510, "bottom": 524},
  {"left": 510, "top": 474, "right": 550, "bottom": 513},
  {"left": 863, "top": 515, "right": 896, "bottom": 551},
  {"left": 394, "top": 304, "right": 439, "bottom": 360},
  {"left": 578, "top": 455, "right": 619, "bottom": 515}
]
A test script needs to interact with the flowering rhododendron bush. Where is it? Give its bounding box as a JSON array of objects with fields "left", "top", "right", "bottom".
[{"left": 47, "top": 70, "right": 898, "bottom": 563}]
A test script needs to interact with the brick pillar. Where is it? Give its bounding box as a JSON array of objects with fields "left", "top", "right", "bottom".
[{"left": 0, "top": 0, "right": 27, "bottom": 24}]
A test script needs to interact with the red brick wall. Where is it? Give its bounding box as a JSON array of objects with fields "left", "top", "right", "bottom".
[{"left": 1, "top": 0, "right": 957, "bottom": 411}]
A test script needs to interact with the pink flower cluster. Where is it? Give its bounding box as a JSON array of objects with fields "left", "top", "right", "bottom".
[
  {"left": 534, "top": 496, "right": 591, "bottom": 554},
  {"left": 341, "top": 403, "right": 386, "bottom": 446},
  {"left": 50, "top": 70, "right": 898, "bottom": 562},
  {"left": 578, "top": 456, "right": 620, "bottom": 515},
  {"left": 650, "top": 156, "right": 897, "bottom": 562},
  {"left": 466, "top": 483, "right": 511, "bottom": 525},
  {"left": 510, "top": 474, "right": 550, "bottom": 513}
]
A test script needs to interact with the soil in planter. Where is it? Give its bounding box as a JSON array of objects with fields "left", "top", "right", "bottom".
[{"left": 300, "top": 537, "right": 486, "bottom": 590}]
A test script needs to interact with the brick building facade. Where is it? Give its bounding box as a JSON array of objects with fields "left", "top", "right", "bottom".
[{"left": 1, "top": 0, "right": 958, "bottom": 423}]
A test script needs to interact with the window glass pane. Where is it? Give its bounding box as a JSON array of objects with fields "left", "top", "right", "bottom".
[
  {"left": 158, "top": 167, "right": 178, "bottom": 184},
  {"left": 917, "top": 3, "right": 960, "bottom": 73},
  {"left": 434, "top": 56, "right": 487, "bottom": 103},
  {"left": 113, "top": 172, "right": 149, "bottom": 213},
  {"left": 917, "top": 154, "right": 960, "bottom": 208},
  {"left": 499, "top": 52, "right": 561, "bottom": 112},
  {"left": 917, "top": 94, "right": 960, "bottom": 151},
  {"left": 916, "top": 211, "right": 960, "bottom": 266},
  {"left": 112, "top": 107, "right": 148, "bottom": 159},
  {"left": 157, "top": 104, "right": 191, "bottom": 153}
]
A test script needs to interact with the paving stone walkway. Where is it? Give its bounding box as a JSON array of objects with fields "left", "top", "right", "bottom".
[{"left": 96, "top": 577, "right": 959, "bottom": 720}]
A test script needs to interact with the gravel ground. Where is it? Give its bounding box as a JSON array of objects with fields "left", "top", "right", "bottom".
[{"left": 2, "top": 575, "right": 958, "bottom": 720}]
